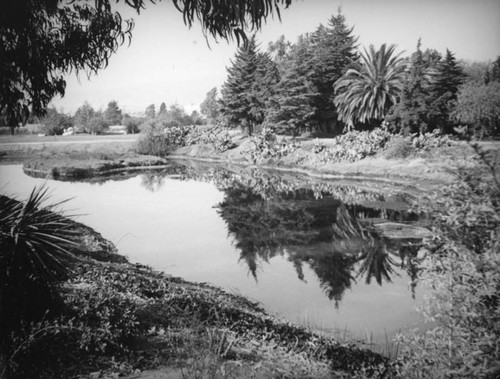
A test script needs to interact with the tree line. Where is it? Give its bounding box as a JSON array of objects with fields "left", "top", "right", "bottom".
[
  {"left": 207, "top": 11, "right": 500, "bottom": 139},
  {"left": 12, "top": 100, "right": 206, "bottom": 136}
]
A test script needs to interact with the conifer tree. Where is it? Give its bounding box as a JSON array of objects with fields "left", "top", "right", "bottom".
[
  {"left": 310, "top": 11, "right": 358, "bottom": 132},
  {"left": 388, "top": 40, "right": 434, "bottom": 134},
  {"left": 429, "top": 49, "right": 465, "bottom": 132},
  {"left": 266, "top": 35, "right": 317, "bottom": 135},
  {"left": 220, "top": 35, "right": 259, "bottom": 135}
]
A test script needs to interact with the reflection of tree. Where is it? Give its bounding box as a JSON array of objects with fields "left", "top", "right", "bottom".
[
  {"left": 291, "top": 251, "right": 357, "bottom": 309},
  {"left": 216, "top": 183, "right": 409, "bottom": 307},
  {"left": 356, "top": 242, "right": 398, "bottom": 285},
  {"left": 140, "top": 172, "right": 166, "bottom": 192},
  {"left": 332, "top": 205, "right": 399, "bottom": 286},
  {"left": 132, "top": 161, "right": 421, "bottom": 306}
]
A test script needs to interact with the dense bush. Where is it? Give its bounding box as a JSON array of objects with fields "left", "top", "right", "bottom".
[
  {"left": 250, "top": 126, "right": 301, "bottom": 162},
  {"left": 185, "top": 125, "right": 236, "bottom": 152},
  {"left": 317, "top": 129, "right": 391, "bottom": 163},
  {"left": 135, "top": 120, "right": 193, "bottom": 156},
  {"left": 383, "top": 137, "right": 415, "bottom": 159},
  {"left": 395, "top": 145, "right": 500, "bottom": 378},
  {"left": 40, "top": 108, "right": 72, "bottom": 136}
]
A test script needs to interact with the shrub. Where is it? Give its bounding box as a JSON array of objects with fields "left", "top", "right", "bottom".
[
  {"left": 395, "top": 144, "right": 500, "bottom": 378},
  {"left": 250, "top": 126, "right": 300, "bottom": 162},
  {"left": 185, "top": 125, "right": 236, "bottom": 152},
  {"left": 383, "top": 137, "right": 415, "bottom": 159},
  {"left": 318, "top": 129, "right": 391, "bottom": 163}
]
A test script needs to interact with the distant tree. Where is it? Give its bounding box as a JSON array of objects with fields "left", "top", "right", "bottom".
[
  {"left": 461, "top": 61, "right": 491, "bottom": 84},
  {"left": 334, "top": 44, "right": 406, "bottom": 130},
  {"left": 73, "top": 101, "right": 95, "bottom": 133},
  {"left": 452, "top": 81, "right": 500, "bottom": 139},
  {"left": 200, "top": 88, "right": 220, "bottom": 124},
  {"left": 40, "top": 108, "right": 72, "bottom": 136},
  {"left": 145, "top": 104, "right": 156, "bottom": 119},
  {"left": 103, "top": 100, "right": 122, "bottom": 126},
  {"left": 158, "top": 102, "right": 167, "bottom": 118},
  {"left": 491, "top": 56, "right": 500, "bottom": 82},
  {"left": 267, "top": 35, "right": 292, "bottom": 65},
  {"left": 121, "top": 113, "right": 142, "bottom": 134},
  {"left": 189, "top": 110, "right": 204, "bottom": 125},
  {"left": 1, "top": 0, "right": 293, "bottom": 133},
  {"left": 88, "top": 112, "right": 107, "bottom": 134}
]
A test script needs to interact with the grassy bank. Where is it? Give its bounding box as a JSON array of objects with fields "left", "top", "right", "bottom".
[{"left": 0, "top": 200, "right": 389, "bottom": 378}]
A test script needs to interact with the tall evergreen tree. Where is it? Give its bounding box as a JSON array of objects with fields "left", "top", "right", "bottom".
[
  {"left": 310, "top": 10, "right": 358, "bottom": 132},
  {"left": 220, "top": 35, "right": 260, "bottom": 135},
  {"left": 249, "top": 53, "right": 280, "bottom": 126},
  {"left": 266, "top": 35, "right": 317, "bottom": 135},
  {"left": 387, "top": 39, "right": 435, "bottom": 134},
  {"left": 429, "top": 49, "right": 465, "bottom": 132}
]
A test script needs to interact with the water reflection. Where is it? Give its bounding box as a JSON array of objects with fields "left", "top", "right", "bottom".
[{"left": 25, "top": 161, "right": 424, "bottom": 309}]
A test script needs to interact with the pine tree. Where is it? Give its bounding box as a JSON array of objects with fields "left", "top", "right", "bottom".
[
  {"left": 310, "top": 10, "right": 358, "bottom": 132},
  {"left": 266, "top": 35, "right": 317, "bottom": 135},
  {"left": 249, "top": 52, "right": 280, "bottom": 126},
  {"left": 429, "top": 49, "right": 465, "bottom": 132},
  {"left": 388, "top": 40, "right": 434, "bottom": 134},
  {"left": 220, "top": 35, "right": 259, "bottom": 135}
]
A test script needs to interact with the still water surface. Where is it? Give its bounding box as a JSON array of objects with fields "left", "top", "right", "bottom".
[{"left": 0, "top": 162, "right": 426, "bottom": 345}]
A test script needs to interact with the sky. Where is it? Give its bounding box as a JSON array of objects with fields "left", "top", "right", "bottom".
[{"left": 50, "top": 0, "right": 500, "bottom": 115}]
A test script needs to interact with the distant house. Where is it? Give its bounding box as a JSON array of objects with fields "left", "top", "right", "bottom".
[{"left": 106, "top": 125, "right": 128, "bottom": 135}]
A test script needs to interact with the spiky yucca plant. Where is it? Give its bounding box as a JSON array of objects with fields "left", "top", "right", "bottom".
[{"left": 0, "top": 185, "right": 79, "bottom": 339}]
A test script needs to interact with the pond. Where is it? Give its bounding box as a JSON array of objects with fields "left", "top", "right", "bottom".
[{"left": 0, "top": 161, "right": 427, "bottom": 349}]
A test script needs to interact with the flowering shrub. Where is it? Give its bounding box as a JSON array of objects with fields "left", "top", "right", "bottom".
[
  {"left": 318, "top": 129, "right": 391, "bottom": 163},
  {"left": 250, "top": 126, "right": 301, "bottom": 162}
]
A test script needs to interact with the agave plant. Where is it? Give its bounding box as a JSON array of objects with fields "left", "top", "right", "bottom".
[
  {"left": 334, "top": 43, "right": 406, "bottom": 131},
  {"left": 0, "top": 185, "right": 79, "bottom": 336}
]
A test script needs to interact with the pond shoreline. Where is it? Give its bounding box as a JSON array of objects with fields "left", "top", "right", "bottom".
[
  {"left": 0, "top": 135, "right": 476, "bottom": 377},
  {"left": 1, "top": 191, "right": 394, "bottom": 377}
]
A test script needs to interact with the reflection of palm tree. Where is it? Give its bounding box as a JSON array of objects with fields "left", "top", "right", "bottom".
[
  {"left": 333, "top": 205, "right": 398, "bottom": 285},
  {"left": 356, "top": 242, "right": 398, "bottom": 285}
]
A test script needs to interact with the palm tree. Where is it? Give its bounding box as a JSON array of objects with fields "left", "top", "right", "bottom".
[{"left": 334, "top": 43, "right": 406, "bottom": 131}]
